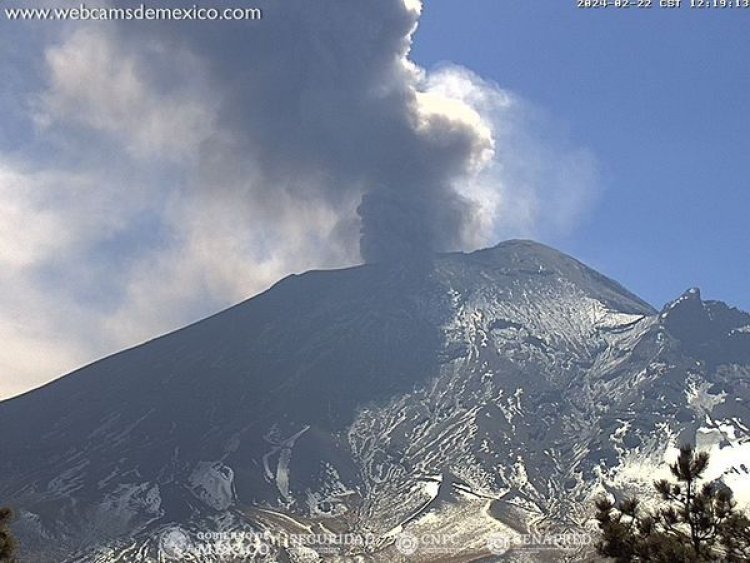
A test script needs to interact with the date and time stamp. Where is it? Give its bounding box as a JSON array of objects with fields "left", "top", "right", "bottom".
[{"left": 577, "top": 0, "right": 750, "bottom": 9}]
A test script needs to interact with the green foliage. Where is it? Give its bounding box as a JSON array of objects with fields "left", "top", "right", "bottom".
[
  {"left": 0, "top": 506, "right": 17, "bottom": 562},
  {"left": 595, "top": 445, "right": 750, "bottom": 562}
]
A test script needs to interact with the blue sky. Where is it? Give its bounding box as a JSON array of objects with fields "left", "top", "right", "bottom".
[
  {"left": 413, "top": 2, "right": 749, "bottom": 311},
  {"left": 1, "top": 0, "right": 748, "bottom": 398}
]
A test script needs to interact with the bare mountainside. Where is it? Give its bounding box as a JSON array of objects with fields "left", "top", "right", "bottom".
[{"left": 2, "top": 240, "right": 749, "bottom": 562}]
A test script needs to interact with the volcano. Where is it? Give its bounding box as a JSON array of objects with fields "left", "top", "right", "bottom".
[{"left": 2, "top": 240, "right": 749, "bottom": 562}]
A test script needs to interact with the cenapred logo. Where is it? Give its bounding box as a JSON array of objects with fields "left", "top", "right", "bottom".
[
  {"left": 486, "top": 532, "right": 511, "bottom": 555},
  {"left": 486, "top": 531, "right": 594, "bottom": 555},
  {"left": 159, "top": 526, "right": 192, "bottom": 559}
]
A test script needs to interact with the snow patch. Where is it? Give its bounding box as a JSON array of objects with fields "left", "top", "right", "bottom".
[
  {"left": 188, "top": 462, "right": 236, "bottom": 510},
  {"left": 686, "top": 377, "right": 726, "bottom": 414}
]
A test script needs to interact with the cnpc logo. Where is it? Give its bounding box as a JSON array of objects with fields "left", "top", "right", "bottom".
[{"left": 395, "top": 532, "right": 459, "bottom": 555}]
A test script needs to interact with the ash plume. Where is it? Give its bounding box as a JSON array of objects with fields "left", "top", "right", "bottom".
[
  {"left": 113, "top": 0, "right": 496, "bottom": 262},
  {"left": 0, "top": 0, "right": 598, "bottom": 396}
]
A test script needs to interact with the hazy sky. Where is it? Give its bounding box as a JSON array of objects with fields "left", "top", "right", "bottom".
[
  {"left": 413, "top": 2, "right": 749, "bottom": 312},
  {"left": 1, "top": 0, "right": 747, "bottom": 398}
]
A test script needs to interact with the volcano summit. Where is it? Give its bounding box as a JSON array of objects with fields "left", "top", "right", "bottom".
[{"left": 2, "top": 240, "right": 749, "bottom": 562}]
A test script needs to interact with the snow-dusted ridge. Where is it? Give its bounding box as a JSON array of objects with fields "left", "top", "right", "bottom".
[{"left": 1, "top": 240, "right": 749, "bottom": 562}]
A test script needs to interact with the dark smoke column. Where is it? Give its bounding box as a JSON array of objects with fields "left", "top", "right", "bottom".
[
  {"left": 107, "top": 0, "right": 497, "bottom": 266},
  {"left": 358, "top": 184, "right": 473, "bottom": 263}
]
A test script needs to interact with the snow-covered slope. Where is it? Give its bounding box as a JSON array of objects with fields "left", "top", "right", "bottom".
[{"left": 1, "top": 240, "right": 749, "bottom": 562}]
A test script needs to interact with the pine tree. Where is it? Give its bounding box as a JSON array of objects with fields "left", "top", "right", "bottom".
[
  {"left": 0, "top": 507, "right": 17, "bottom": 562},
  {"left": 595, "top": 445, "right": 750, "bottom": 562}
]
